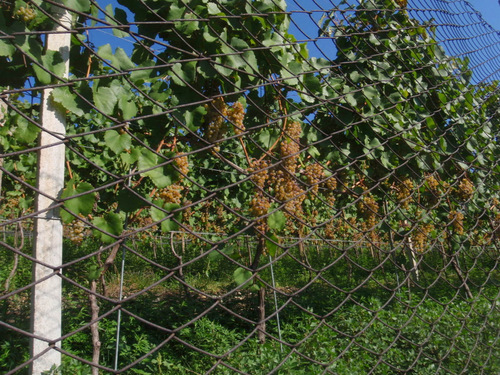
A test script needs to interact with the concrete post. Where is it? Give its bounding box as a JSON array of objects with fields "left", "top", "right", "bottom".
[{"left": 30, "top": 5, "right": 71, "bottom": 374}]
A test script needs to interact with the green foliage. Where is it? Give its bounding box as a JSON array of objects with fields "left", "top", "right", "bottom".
[{"left": 1, "top": 234, "right": 499, "bottom": 374}]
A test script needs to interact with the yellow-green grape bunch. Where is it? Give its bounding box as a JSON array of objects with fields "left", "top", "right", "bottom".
[
  {"left": 272, "top": 169, "right": 305, "bottom": 214},
  {"left": 204, "top": 97, "right": 228, "bottom": 152},
  {"left": 279, "top": 121, "right": 302, "bottom": 173},
  {"left": 15, "top": 5, "right": 36, "bottom": 22},
  {"left": 285, "top": 121, "right": 302, "bottom": 141},
  {"left": 325, "top": 219, "right": 351, "bottom": 240},
  {"left": 456, "top": 178, "right": 474, "bottom": 201},
  {"left": 357, "top": 194, "right": 379, "bottom": 229},
  {"left": 65, "top": 216, "right": 86, "bottom": 245},
  {"left": 175, "top": 154, "right": 189, "bottom": 179},
  {"left": 279, "top": 141, "right": 299, "bottom": 174},
  {"left": 396, "top": 178, "right": 414, "bottom": 209},
  {"left": 327, "top": 194, "right": 336, "bottom": 207},
  {"left": 304, "top": 162, "right": 324, "bottom": 195},
  {"left": 425, "top": 174, "right": 450, "bottom": 203},
  {"left": 413, "top": 223, "right": 435, "bottom": 252},
  {"left": 323, "top": 174, "right": 338, "bottom": 192},
  {"left": 227, "top": 101, "right": 245, "bottom": 136},
  {"left": 425, "top": 174, "right": 440, "bottom": 192},
  {"left": 157, "top": 184, "right": 183, "bottom": 205},
  {"left": 249, "top": 193, "right": 270, "bottom": 233},
  {"left": 249, "top": 193, "right": 270, "bottom": 217},
  {"left": 249, "top": 159, "right": 269, "bottom": 189},
  {"left": 448, "top": 210, "right": 465, "bottom": 235}
]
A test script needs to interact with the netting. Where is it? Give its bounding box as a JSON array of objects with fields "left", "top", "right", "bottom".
[{"left": 0, "top": 0, "right": 499, "bottom": 373}]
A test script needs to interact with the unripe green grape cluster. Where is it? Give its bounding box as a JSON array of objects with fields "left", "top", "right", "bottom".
[{"left": 16, "top": 6, "right": 36, "bottom": 22}]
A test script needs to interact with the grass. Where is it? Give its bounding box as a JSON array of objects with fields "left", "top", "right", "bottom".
[{"left": 0, "top": 235, "right": 499, "bottom": 374}]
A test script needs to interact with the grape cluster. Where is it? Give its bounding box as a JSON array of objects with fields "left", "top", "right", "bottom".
[
  {"left": 228, "top": 101, "right": 245, "bottom": 136},
  {"left": 249, "top": 159, "right": 269, "bottom": 189},
  {"left": 175, "top": 154, "right": 189, "bottom": 179},
  {"left": 271, "top": 169, "right": 304, "bottom": 214},
  {"left": 280, "top": 141, "right": 299, "bottom": 173},
  {"left": 280, "top": 121, "right": 302, "bottom": 173},
  {"left": 325, "top": 218, "right": 349, "bottom": 240},
  {"left": 396, "top": 178, "right": 414, "bottom": 209},
  {"left": 249, "top": 193, "right": 270, "bottom": 217},
  {"left": 327, "top": 194, "right": 336, "bottom": 207},
  {"left": 65, "top": 216, "right": 86, "bottom": 245},
  {"left": 286, "top": 120, "right": 302, "bottom": 141},
  {"left": 304, "top": 163, "right": 324, "bottom": 195},
  {"left": 425, "top": 174, "right": 440, "bottom": 192},
  {"left": 249, "top": 194, "right": 270, "bottom": 233},
  {"left": 413, "top": 223, "right": 435, "bottom": 252},
  {"left": 15, "top": 5, "right": 36, "bottom": 22},
  {"left": 324, "top": 174, "right": 338, "bottom": 192},
  {"left": 448, "top": 210, "right": 465, "bottom": 235},
  {"left": 204, "top": 97, "right": 227, "bottom": 152},
  {"left": 456, "top": 178, "right": 474, "bottom": 201},
  {"left": 259, "top": 120, "right": 305, "bottom": 216},
  {"left": 157, "top": 184, "right": 183, "bottom": 204},
  {"left": 181, "top": 200, "right": 193, "bottom": 224},
  {"left": 357, "top": 194, "right": 379, "bottom": 230},
  {"left": 424, "top": 174, "right": 450, "bottom": 203}
]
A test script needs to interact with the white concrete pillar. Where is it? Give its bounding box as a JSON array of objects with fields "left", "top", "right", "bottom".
[{"left": 30, "top": 5, "right": 71, "bottom": 374}]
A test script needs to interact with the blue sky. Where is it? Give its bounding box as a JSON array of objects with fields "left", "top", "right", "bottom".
[{"left": 469, "top": 1, "right": 500, "bottom": 31}]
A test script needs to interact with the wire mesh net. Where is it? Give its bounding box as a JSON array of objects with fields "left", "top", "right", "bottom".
[{"left": 0, "top": 0, "right": 499, "bottom": 373}]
